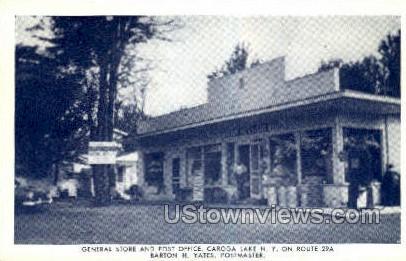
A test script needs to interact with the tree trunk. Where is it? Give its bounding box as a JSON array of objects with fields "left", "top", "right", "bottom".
[
  {"left": 104, "top": 41, "right": 122, "bottom": 194},
  {"left": 92, "top": 20, "right": 125, "bottom": 206},
  {"left": 92, "top": 60, "right": 113, "bottom": 206},
  {"left": 93, "top": 165, "right": 111, "bottom": 204}
]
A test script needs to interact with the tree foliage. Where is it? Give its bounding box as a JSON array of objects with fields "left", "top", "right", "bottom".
[
  {"left": 16, "top": 16, "right": 179, "bottom": 183},
  {"left": 318, "top": 30, "right": 400, "bottom": 97},
  {"left": 15, "top": 45, "right": 87, "bottom": 178},
  {"left": 379, "top": 30, "right": 401, "bottom": 97},
  {"left": 45, "top": 16, "right": 178, "bottom": 140},
  {"left": 207, "top": 43, "right": 263, "bottom": 80}
]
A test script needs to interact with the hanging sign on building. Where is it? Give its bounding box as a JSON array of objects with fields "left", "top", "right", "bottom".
[{"left": 88, "top": 141, "right": 122, "bottom": 165}]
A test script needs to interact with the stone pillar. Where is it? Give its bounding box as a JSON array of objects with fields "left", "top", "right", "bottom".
[
  {"left": 323, "top": 118, "right": 349, "bottom": 207},
  {"left": 278, "top": 186, "right": 287, "bottom": 207},
  {"left": 286, "top": 186, "right": 297, "bottom": 208},
  {"left": 294, "top": 132, "right": 302, "bottom": 185},
  {"left": 323, "top": 184, "right": 348, "bottom": 207},
  {"left": 267, "top": 186, "right": 278, "bottom": 206}
]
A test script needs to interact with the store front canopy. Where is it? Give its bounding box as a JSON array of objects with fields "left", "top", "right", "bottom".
[{"left": 137, "top": 90, "right": 400, "bottom": 138}]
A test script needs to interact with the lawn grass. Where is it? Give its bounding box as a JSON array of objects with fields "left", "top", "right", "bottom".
[{"left": 14, "top": 203, "right": 400, "bottom": 244}]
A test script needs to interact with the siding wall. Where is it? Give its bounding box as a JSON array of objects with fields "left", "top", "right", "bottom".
[
  {"left": 208, "top": 57, "right": 339, "bottom": 113},
  {"left": 207, "top": 57, "right": 286, "bottom": 112}
]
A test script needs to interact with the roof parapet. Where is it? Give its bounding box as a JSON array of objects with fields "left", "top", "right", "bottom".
[{"left": 138, "top": 59, "right": 341, "bottom": 135}]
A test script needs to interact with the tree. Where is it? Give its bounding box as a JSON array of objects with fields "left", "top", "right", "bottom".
[
  {"left": 379, "top": 30, "right": 400, "bottom": 97},
  {"left": 318, "top": 57, "right": 384, "bottom": 94},
  {"left": 114, "top": 54, "right": 151, "bottom": 135},
  {"left": 208, "top": 43, "right": 262, "bottom": 80},
  {"left": 39, "top": 16, "right": 179, "bottom": 204},
  {"left": 318, "top": 30, "right": 400, "bottom": 97},
  {"left": 318, "top": 59, "right": 344, "bottom": 72},
  {"left": 15, "top": 45, "right": 87, "bottom": 181}
]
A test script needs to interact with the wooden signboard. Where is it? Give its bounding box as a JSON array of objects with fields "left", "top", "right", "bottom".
[{"left": 88, "top": 141, "right": 121, "bottom": 165}]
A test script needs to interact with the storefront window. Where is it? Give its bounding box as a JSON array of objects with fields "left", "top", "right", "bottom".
[
  {"left": 300, "top": 128, "right": 332, "bottom": 181},
  {"left": 269, "top": 134, "right": 297, "bottom": 183},
  {"left": 144, "top": 152, "right": 164, "bottom": 193},
  {"left": 186, "top": 145, "right": 222, "bottom": 187}
]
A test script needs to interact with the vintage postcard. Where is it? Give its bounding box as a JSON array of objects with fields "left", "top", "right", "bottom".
[{"left": 0, "top": 0, "right": 405, "bottom": 260}]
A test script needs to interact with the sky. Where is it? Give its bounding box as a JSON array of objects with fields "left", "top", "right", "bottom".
[{"left": 16, "top": 16, "right": 400, "bottom": 116}]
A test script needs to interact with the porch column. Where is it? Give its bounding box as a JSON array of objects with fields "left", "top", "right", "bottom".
[
  {"left": 294, "top": 132, "right": 302, "bottom": 185},
  {"left": 332, "top": 120, "right": 346, "bottom": 184},
  {"left": 163, "top": 152, "right": 173, "bottom": 196},
  {"left": 322, "top": 118, "right": 349, "bottom": 207},
  {"left": 221, "top": 142, "right": 228, "bottom": 186},
  {"left": 180, "top": 149, "right": 188, "bottom": 188},
  {"left": 136, "top": 152, "right": 145, "bottom": 187}
]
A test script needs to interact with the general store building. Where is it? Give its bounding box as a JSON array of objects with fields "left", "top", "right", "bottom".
[{"left": 133, "top": 57, "right": 400, "bottom": 207}]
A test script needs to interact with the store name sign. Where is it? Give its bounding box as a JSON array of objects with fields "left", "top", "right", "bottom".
[
  {"left": 197, "top": 123, "right": 270, "bottom": 139},
  {"left": 88, "top": 141, "right": 121, "bottom": 165}
]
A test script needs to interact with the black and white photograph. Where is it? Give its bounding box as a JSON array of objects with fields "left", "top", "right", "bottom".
[{"left": 0, "top": 1, "right": 404, "bottom": 259}]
